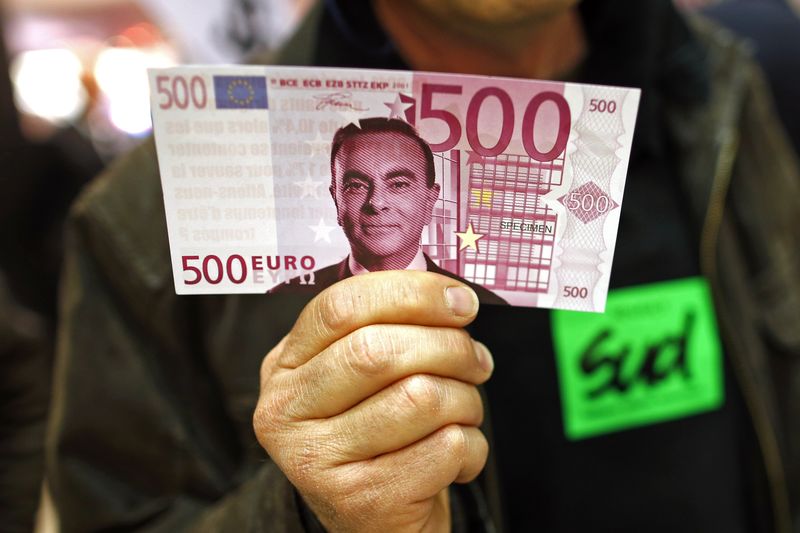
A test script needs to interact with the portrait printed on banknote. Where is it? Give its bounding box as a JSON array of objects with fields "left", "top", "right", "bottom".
[{"left": 269, "top": 116, "right": 507, "bottom": 305}]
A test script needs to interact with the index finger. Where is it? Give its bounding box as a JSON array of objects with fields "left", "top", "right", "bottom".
[{"left": 279, "top": 270, "right": 479, "bottom": 369}]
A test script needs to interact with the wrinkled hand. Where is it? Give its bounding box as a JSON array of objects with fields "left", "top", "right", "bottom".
[{"left": 254, "top": 271, "right": 494, "bottom": 532}]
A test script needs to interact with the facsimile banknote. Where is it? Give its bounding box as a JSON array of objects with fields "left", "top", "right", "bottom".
[{"left": 149, "top": 66, "right": 640, "bottom": 311}]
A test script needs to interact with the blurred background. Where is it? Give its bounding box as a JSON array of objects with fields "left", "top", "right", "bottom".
[
  {"left": 0, "top": 0, "right": 797, "bottom": 532},
  {"left": 1, "top": 0, "right": 796, "bottom": 164},
  {"left": 2, "top": 0, "right": 313, "bottom": 159},
  {"left": 0, "top": 2, "right": 313, "bottom": 532}
]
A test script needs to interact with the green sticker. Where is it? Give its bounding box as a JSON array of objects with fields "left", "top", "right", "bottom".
[{"left": 551, "top": 277, "right": 724, "bottom": 440}]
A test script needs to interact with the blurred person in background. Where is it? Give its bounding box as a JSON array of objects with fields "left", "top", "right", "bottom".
[
  {"left": 674, "top": 0, "right": 800, "bottom": 155},
  {"left": 1, "top": 0, "right": 299, "bottom": 529},
  {"left": 699, "top": 0, "right": 800, "bottom": 153},
  {"left": 49, "top": 1, "right": 800, "bottom": 532},
  {"left": 0, "top": 9, "right": 103, "bottom": 530},
  {"left": 0, "top": 273, "right": 49, "bottom": 533}
]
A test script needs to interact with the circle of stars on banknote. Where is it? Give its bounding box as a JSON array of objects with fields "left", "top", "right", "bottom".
[{"left": 227, "top": 79, "right": 256, "bottom": 107}]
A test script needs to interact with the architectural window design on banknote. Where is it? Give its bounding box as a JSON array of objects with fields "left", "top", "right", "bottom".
[{"left": 422, "top": 148, "right": 563, "bottom": 298}]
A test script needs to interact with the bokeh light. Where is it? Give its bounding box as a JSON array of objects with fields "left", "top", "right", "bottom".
[
  {"left": 11, "top": 48, "right": 87, "bottom": 123},
  {"left": 94, "top": 44, "right": 176, "bottom": 136}
]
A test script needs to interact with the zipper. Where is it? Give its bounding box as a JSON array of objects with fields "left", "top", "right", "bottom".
[{"left": 699, "top": 127, "right": 792, "bottom": 533}]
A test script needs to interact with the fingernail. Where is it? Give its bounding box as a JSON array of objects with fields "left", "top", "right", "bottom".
[
  {"left": 474, "top": 341, "right": 494, "bottom": 373},
  {"left": 446, "top": 286, "right": 478, "bottom": 317}
]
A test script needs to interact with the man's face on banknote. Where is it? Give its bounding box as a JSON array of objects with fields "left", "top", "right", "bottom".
[{"left": 331, "top": 130, "right": 440, "bottom": 270}]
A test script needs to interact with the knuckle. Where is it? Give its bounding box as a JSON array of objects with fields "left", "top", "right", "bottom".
[
  {"left": 315, "top": 283, "right": 359, "bottom": 334},
  {"left": 253, "top": 398, "right": 279, "bottom": 434},
  {"left": 252, "top": 403, "right": 273, "bottom": 449},
  {"left": 335, "top": 493, "right": 373, "bottom": 525},
  {"left": 289, "top": 438, "right": 326, "bottom": 483},
  {"left": 264, "top": 390, "right": 290, "bottom": 421},
  {"left": 279, "top": 426, "right": 341, "bottom": 487},
  {"left": 253, "top": 385, "right": 294, "bottom": 435},
  {"left": 440, "top": 424, "right": 468, "bottom": 458},
  {"left": 397, "top": 374, "right": 443, "bottom": 414},
  {"left": 253, "top": 395, "right": 314, "bottom": 466},
  {"left": 334, "top": 465, "right": 390, "bottom": 518},
  {"left": 346, "top": 326, "right": 396, "bottom": 377}
]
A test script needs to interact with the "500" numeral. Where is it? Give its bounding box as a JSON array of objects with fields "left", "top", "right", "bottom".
[
  {"left": 156, "top": 75, "right": 208, "bottom": 110},
  {"left": 563, "top": 286, "right": 589, "bottom": 299},
  {"left": 419, "top": 83, "right": 571, "bottom": 163}
]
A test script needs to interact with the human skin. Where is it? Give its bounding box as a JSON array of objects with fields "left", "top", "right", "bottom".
[
  {"left": 372, "top": 0, "right": 585, "bottom": 79},
  {"left": 402, "top": 0, "right": 579, "bottom": 26},
  {"left": 255, "top": 272, "right": 494, "bottom": 532},
  {"left": 331, "top": 131, "right": 440, "bottom": 271},
  {"left": 255, "top": 1, "right": 582, "bottom": 530}
]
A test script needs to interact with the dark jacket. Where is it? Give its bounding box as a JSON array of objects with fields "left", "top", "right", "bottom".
[
  {"left": 0, "top": 273, "right": 49, "bottom": 532},
  {"left": 270, "top": 253, "right": 509, "bottom": 306},
  {"left": 48, "top": 2, "right": 800, "bottom": 532}
]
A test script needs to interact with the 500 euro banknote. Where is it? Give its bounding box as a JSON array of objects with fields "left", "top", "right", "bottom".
[{"left": 149, "top": 66, "right": 640, "bottom": 312}]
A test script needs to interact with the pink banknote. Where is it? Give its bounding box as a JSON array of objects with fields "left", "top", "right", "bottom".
[{"left": 149, "top": 66, "right": 640, "bottom": 311}]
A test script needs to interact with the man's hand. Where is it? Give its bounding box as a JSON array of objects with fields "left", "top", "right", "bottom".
[{"left": 254, "top": 271, "right": 494, "bottom": 532}]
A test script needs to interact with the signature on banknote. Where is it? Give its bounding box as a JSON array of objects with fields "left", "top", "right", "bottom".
[{"left": 313, "top": 92, "right": 368, "bottom": 111}]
